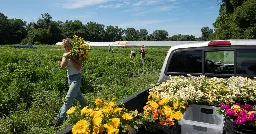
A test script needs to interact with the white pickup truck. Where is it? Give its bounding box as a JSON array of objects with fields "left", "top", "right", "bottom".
[{"left": 121, "top": 39, "right": 256, "bottom": 134}]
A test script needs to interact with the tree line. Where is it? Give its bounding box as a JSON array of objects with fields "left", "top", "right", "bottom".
[{"left": 0, "top": 0, "right": 255, "bottom": 45}]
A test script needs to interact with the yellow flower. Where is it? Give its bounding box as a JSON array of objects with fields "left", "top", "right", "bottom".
[
  {"left": 72, "top": 120, "right": 90, "bottom": 134},
  {"left": 122, "top": 113, "right": 133, "bottom": 120},
  {"left": 173, "top": 111, "right": 183, "bottom": 120},
  {"left": 231, "top": 105, "right": 241, "bottom": 113},
  {"left": 66, "top": 106, "right": 76, "bottom": 115},
  {"left": 93, "top": 116, "right": 102, "bottom": 127},
  {"left": 110, "top": 118, "right": 120, "bottom": 128},
  {"left": 95, "top": 98, "right": 103, "bottom": 106},
  {"left": 80, "top": 50, "right": 84, "bottom": 54},
  {"left": 90, "top": 111, "right": 102, "bottom": 118},
  {"left": 103, "top": 124, "right": 119, "bottom": 134},
  {"left": 173, "top": 102, "right": 179, "bottom": 110},
  {"left": 108, "top": 102, "right": 115, "bottom": 107},
  {"left": 81, "top": 106, "right": 93, "bottom": 115},
  {"left": 80, "top": 44, "right": 86, "bottom": 48},
  {"left": 86, "top": 50, "right": 89, "bottom": 54},
  {"left": 112, "top": 97, "right": 117, "bottom": 101},
  {"left": 158, "top": 98, "right": 169, "bottom": 106},
  {"left": 75, "top": 49, "right": 79, "bottom": 54},
  {"left": 148, "top": 101, "right": 159, "bottom": 109},
  {"left": 114, "top": 108, "right": 123, "bottom": 113},
  {"left": 102, "top": 107, "right": 111, "bottom": 115}
]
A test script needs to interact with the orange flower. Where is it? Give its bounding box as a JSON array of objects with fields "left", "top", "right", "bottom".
[{"left": 159, "top": 120, "right": 167, "bottom": 125}]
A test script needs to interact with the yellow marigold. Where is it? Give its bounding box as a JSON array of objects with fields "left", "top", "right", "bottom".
[
  {"left": 103, "top": 124, "right": 119, "bottom": 134},
  {"left": 122, "top": 113, "right": 133, "bottom": 120},
  {"left": 108, "top": 102, "right": 115, "bottom": 107},
  {"left": 102, "top": 107, "right": 111, "bottom": 115},
  {"left": 93, "top": 116, "right": 102, "bottom": 127},
  {"left": 90, "top": 111, "right": 102, "bottom": 118},
  {"left": 75, "top": 49, "right": 79, "bottom": 54},
  {"left": 95, "top": 98, "right": 103, "bottom": 106},
  {"left": 163, "top": 106, "right": 173, "bottom": 118},
  {"left": 173, "top": 102, "right": 179, "bottom": 110},
  {"left": 173, "top": 111, "right": 183, "bottom": 120},
  {"left": 158, "top": 98, "right": 169, "bottom": 106},
  {"left": 81, "top": 106, "right": 93, "bottom": 115},
  {"left": 66, "top": 106, "right": 76, "bottom": 115},
  {"left": 72, "top": 120, "right": 90, "bottom": 134},
  {"left": 148, "top": 93, "right": 159, "bottom": 100},
  {"left": 92, "top": 126, "right": 104, "bottom": 134},
  {"left": 110, "top": 118, "right": 120, "bottom": 128},
  {"left": 114, "top": 108, "right": 123, "bottom": 113},
  {"left": 148, "top": 101, "right": 159, "bottom": 109}
]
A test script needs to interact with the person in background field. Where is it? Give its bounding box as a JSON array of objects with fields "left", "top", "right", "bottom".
[
  {"left": 140, "top": 45, "right": 145, "bottom": 62},
  {"left": 108, "top": 44, "right": 112, "bottom": 52},
  {"left": 130, "top": 48, "right": 136, "bottom": 59},
  {"left": 52, "top": 38, "right": 88, "bottom": 128}
]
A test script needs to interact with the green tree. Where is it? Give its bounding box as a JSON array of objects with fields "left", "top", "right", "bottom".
[
  {"left": 152, "top": 30, "right": 168, "bottom": 41},
  {"left": 214, "top": 0, "right": 256, "bottom": 39},
  {"left": 124, "top": 28, "right": 139, "bottom": 41},
  {"left": 104, "top": 25, "right": 124, "bottom": 41},
  {"left": 85, "top": 22, "right": 105, "bottom": 41},
  {"left": 201, "top": 27, "right": 214, "bottom": 41}
]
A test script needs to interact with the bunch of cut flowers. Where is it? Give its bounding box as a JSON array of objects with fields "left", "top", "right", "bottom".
[
  {"left": 149, "top": 75, "right": 256, "bottom": 106},
  {"left": 70, "top": 35, "right": 90, "bottom": 61},
  {"left": 141, "top": 92, "right": 188, "bottom": 127},
  {"left": 217, "top": 103, "right": 256, "bottom": 126},
  {"left": 66, "top": 97, "right": 142, "bottom": 134}
]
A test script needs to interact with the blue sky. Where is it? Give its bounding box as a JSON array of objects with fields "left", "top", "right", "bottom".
[{"left": 1, "top": 0, "right": 220, "bottom": 37}]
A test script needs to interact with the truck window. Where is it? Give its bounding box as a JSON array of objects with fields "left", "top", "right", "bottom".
[
  {"left": 167, "top": 50, "right": 202, "bottom": 73},
  {"left": 236, "top": 49, "right": 256, "bottom": 76},
  {"left": 205, "top": 51, "right": 234, "bottom": 74}
]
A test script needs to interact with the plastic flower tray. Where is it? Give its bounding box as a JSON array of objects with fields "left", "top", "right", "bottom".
[{"left": 224, "top": 118, "right": 256, "bottom": 134}]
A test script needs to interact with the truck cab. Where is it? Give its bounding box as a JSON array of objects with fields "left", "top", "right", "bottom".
[{"left": 158, "top": 39, "right": 256, "bottom": 84}]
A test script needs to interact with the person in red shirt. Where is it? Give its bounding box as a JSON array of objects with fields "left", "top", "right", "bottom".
[{"left": 140, "top": 45, "right": 145, "bottom": 62}]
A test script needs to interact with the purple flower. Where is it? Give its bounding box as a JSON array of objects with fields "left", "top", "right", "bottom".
[
  {"left": 235, "top": 117, "right": 247, "bottom": 125},
  {"left": 247, "top": 112, "right": 256, "bottom": 121},
  {"left": 219, "top": 103, "right": 230, "bottom": 110},
  {"left": 225, "top": 109, "right": 235, "bottom": 117},
  {"left": 245, "top": 104, "right": 254, "bottom": 111}
]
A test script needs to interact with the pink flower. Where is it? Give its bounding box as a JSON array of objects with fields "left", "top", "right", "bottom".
[
  {"left": 225, "top": 109, "right": 235, "bottom": 117},
  {"left": 244, "top": 104, "right": 254, "bottom": 111},
  {"left": 235, "top": 117, "right": 247, "bottom": 125},
  {"left": 219, "top": 103, "right": 230, "bottom": 110}
]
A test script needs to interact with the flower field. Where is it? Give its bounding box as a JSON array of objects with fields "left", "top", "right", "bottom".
[{"left": 0, "top": 45, "right": 169, "bottom": 133}]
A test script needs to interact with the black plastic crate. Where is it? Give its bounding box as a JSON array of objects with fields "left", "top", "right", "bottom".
[
  {"left": 223, "top": 118, "right": 256, "bottom": 134},
  {"left": 138, "top": 121, "right": 181, "bottom": 134},
  {"left": 120, "top": 88, "right": 150, "bottom": 113}
]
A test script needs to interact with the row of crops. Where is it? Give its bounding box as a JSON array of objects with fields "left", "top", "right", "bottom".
[{"left": 0, "top": 45, "right": 170, "bottom": 133}]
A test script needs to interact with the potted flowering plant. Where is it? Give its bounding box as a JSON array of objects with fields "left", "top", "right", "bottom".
[
  {"left": 217, "top": 103, "right": 256, "bottom": 133},
  {"left": 65, "top": 97, "right": 142, "bottom": 134},
  {"left": 70, "top": 35, "right": 90, "bottom": 61}
]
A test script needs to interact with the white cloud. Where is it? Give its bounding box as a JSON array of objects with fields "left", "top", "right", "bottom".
[
  {"left": 62, "top": 0, "right": 111, "bottom": 9},
  {"left": 99, "top": 3, "right": 123, "bottom": 8}
]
